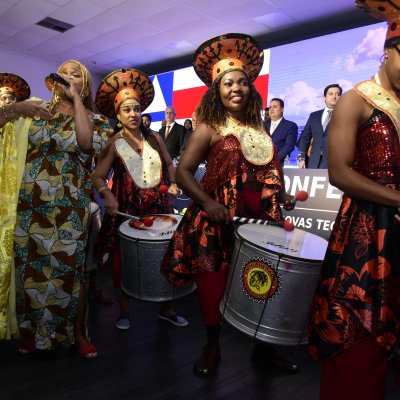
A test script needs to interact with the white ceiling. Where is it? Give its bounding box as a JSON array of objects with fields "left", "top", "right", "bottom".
[{"left": 0, "top": 0, "right": 377, "bottom": 76}]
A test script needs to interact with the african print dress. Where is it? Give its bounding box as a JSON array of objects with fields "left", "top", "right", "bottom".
[
  {"left": 14, "top": 108, "right": 112, "bottom": 349},
  {"left": 309, "top": 82, "right": 400, "bottom": 360},
  {"left": 94, "top": 133, "right": 174, "bottom": 261},
  {"left": 161, "top": 120, "right": 283, "bottom": 287},
  {"left": 0, "top": 122, "right": 19, "bottom": 340}
]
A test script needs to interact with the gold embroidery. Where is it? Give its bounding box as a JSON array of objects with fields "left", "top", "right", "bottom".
[
  {"left": 0, "top": 122, "right": 18, "bottom": 339},
  {"left": 218, "top": 119, "right": 273, "bottom": 165},
  {"left": 355, "top": 80, "right": 400, "bottom": 144},
  {"left": 115, "top": 138, "right": 162, "bottom": 189}
]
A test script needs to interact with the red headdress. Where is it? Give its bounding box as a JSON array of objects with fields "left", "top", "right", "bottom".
[{"left": 356, "top": 0, "right": 400, "bottom": 46}]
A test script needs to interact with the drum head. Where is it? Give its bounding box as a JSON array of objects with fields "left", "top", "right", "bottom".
[
  {"left": 119, "top": 214, "right": 181, "bottom": 241},
  {"left": 128, "top": 214, "right": 177, "bottom": 232},
  {"left": 236, "top": 224, "right": 327, "bottom": 262},
  {"left": 90, "top": 202, "right": 100, "bottom": 214}
]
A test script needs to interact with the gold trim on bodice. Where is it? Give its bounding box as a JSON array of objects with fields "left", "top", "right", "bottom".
[
  {"left": 218, "top": 118, "right": 273, "bottom": 165},
  {"left": 114, "top": 137, "right": 162, "bottom": 189},
  {"left": 355, "top": 80, "right": 400, "bottom": 141}
]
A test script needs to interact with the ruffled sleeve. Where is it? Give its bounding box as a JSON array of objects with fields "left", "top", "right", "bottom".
[{"left": 90, "top": 113, "right": 113, "bottom": 153}]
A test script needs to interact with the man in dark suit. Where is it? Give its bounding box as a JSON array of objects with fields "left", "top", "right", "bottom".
[
  {"left": 296, "top": 84, "right": 342, "bottom": 169},
  {"left": 264, "top": 98, "right": 298, "bottom": 164},
  {"left": 159, "top": 107, "right": 185, "bottom": 160}
]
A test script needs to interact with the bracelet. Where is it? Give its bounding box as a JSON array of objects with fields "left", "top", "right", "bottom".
[
  {"left": 1, "top": 105, "right": 9, "bottom": 121},
  {"left": 169, "top": 180, "right": 176, "bottom": 184},
  {"left": 97, "top": 185, "right": 110, "bottom": 197},
  {"left": 1, "top": 105, "right": 19, "bottom": 121},
  {"left": 7, "top": 105, "right": 16, "bottom": 120}
]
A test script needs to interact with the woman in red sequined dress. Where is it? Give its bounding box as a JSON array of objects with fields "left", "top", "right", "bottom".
[
  {"left": 92, "top": 69, "right": 187, "bottom": 330},
  {"left": 308, "top": 2, "right": 400, "bottom": 399},
  {"left": 161, "top": 34, "right": 292, "bottom": 376}
]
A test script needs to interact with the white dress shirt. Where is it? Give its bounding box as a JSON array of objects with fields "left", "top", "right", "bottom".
[{"left": 270, "top": 117, "right": 283, "bottom": 134}]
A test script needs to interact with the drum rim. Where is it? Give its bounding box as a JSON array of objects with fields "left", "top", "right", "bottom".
[{"left": 234, "top": 225, "right": 326, "bottom": 263}]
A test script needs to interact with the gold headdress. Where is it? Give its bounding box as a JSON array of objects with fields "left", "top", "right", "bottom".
[
  {"left": 193, "top": 33, "right": 264, "bottom": 87},
  {"left": 0, "top": 73, "right": 30, "bottom": 101},
  {"left": 95, "top": 68, "right": 155, "bottom": 119}
]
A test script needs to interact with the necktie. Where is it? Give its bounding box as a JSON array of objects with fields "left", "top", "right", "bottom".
[
  {"left": 270, "top": 122, "right": 276, "bottom": 134},
  {"left": 322, "top": 110, "right": 332, "bottom": 131},
  {"left": 165, "top": 125, "right": 171, "bottom": 139}
]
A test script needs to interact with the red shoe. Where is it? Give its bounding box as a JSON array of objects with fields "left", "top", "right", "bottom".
[
  {"left": 193, "top": 345, "right": 221, "bottom": 377},
  {"left": 77, "top": 341, "right": 98, "bottom": 359},
  {"left": 18, "top": 337, "right": 36, "bottom": 354}
]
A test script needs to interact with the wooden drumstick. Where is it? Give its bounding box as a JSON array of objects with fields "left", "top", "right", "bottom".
[{"left": 116, "top": 211, "right": 139, "bottom": 220}]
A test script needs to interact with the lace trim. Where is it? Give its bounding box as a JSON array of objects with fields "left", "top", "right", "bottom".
[{"left": 217, "top": 119, "right": 273, "bottom": 165}]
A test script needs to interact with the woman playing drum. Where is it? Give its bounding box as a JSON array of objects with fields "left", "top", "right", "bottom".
[
  {"left": 93, "top": 68, "right": 187, "bottom": 330},
  {"left": 308, "top": 2, "right": 400, "bottom": 399},
  {"left": 161, "top": 33, "right": 295, "bottom": 376}
]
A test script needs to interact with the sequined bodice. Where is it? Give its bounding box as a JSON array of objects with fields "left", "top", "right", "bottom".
[
  {"left": 201, "top": 134, "right": 280, "bottom": 193},
  {"left": 353, "top": 109, "right": 400, "bottom": 184}
]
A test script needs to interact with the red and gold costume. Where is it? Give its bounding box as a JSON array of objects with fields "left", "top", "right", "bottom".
[
  {"left": 161, "top": 119, "right": 283, "bottom": 286},
  {"left": 309, "top": 80, "right": 400, "bottom": 361},
  {"left": 95, "top": 133, "right": 173, "bottom": 261}
]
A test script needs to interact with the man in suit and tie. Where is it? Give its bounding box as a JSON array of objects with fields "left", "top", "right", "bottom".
[
  {"left": 264, "top": 98, "right": 298, "bottom": 164},
  {"left": 159, "top": 107, "right": 185, "bottom": 160},
  {"left": 296, "top": 84, "right": 342, "bottom": 169}
]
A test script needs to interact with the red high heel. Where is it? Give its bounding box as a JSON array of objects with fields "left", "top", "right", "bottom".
[
  {"left": 18, "top": 337, "right": 36, "bottom": 354},
  {"left": 77, "top": 341, "right": 98, "bottom": 359}
]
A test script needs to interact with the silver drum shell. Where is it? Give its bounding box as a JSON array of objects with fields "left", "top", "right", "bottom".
[
  {"left": 118, "top": 215, "right": 196, "bottom": 302},
  {"left": 220, "top": 224, "right": 327, "bottom": 346}
]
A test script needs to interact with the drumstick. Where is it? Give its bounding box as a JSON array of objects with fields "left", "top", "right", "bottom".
[
  {"left": 232, "top": 216, "right": 295, "bottom": 232},
  {"left": 116, "top": 211, "right": 139, "bottom": 220}
]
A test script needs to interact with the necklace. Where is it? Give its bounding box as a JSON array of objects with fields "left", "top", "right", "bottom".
[{"left": 121, "top": 129, "right": 143, "bottom": 155}]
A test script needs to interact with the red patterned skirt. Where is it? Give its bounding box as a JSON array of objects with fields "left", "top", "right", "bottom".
[{"left": 308, "top": 194, "right": 400, "bottom": 360}]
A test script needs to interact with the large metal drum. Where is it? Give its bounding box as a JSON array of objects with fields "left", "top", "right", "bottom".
[
  {"left": 84, "top": 202, "right": 102, "bottom": 272},
  {"left": 220, "top": 224, "right": 328, "bottom": 346},
  {"left": 118, "top": 214, "right": 196, "bottom": 302}
]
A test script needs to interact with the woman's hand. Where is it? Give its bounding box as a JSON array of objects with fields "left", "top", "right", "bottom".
[
  {"left": 203, "top": 199, "right": 231, "bottom": 224},
  {"left": 14, "top": 100, "right": 53, "bottom": 120},
  {"left": 281, "top": 193, "right": 295, "bottom": 211},
  {"left": 56, "top": 72, "right": 81, "bottom": 101},
  {"left": 103, "top": 190, "right": 119, "bottom": 216},
  {"left": 167, "top": 183, "right": 181, "bottom": 198}
]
